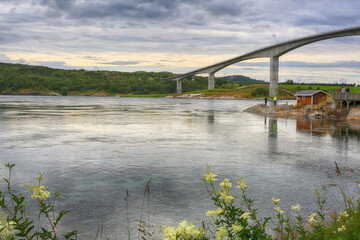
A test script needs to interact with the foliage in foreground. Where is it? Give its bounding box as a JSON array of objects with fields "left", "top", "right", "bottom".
[
  {"left": 0, "top": 164, "right": 76, "bottom": 240},
  {"left": 1, "top": 163, "right": 360, "bottom": 240},
  {"left": 161, "top": 164, "right": 360, "bottom": 240}
]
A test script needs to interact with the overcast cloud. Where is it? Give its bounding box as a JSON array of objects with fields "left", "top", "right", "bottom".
[{"left": 1, "top": 0, "right": 360, "bottom": 83}]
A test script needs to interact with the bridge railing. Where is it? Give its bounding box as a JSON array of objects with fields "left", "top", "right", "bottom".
[{"left": 333, "top": 92, "right": 360, "bottom": 101}]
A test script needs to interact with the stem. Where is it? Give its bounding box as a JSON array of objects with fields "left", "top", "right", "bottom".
[
  {"left": 40, "top": 200, "right": 57, "bottom": 239},
  {"left": 0, "top": 202, "right": 31, "bottom": 240},
  {"left": 45, "top": 211, "right": 57, "bottom": 239}
]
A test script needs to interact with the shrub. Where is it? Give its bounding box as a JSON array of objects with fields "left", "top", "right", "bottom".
[{"left": 251, "top": 87, "right": 269, "bottom": 96}]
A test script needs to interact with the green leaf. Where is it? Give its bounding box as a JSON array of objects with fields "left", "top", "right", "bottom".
[
  {"left": 64, "top": 230, "right": 77, "bottom": 239},
  {"left": 54, "top": 210, "right": 70, "bottom": 227}
]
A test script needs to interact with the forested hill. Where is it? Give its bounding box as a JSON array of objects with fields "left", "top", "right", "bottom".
[
  {"left": 0, "top": 62, "right": 260, "bottom": 95},
  {"left": 223, "top": 75, "right": 266, "bottom": 84}
]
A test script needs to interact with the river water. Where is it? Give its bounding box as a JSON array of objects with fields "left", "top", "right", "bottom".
[{"left": 0, "top": 95, "right": 359, "bottom": 239}]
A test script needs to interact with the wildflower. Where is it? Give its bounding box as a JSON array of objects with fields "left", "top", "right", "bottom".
[
  {"left": 337, "top": 225, "right": 346, "bottom": 232},
  {"left": 291, "top": 204, "right": 301, "bottom": 212},
  {"left": 215, "top": 207, "right": 223, "bottom": 215},
  {"left": 203, "top": 166, "right": 218, "bottom": 183},
  {"left": 177, "top": 220, "right": 195, "bottom": 236},
  {"left": 216, "top": 226, "right": 228, "bottom": 240},
  {"left": 232, "top": 224, "right": 243, "bottom": 233},
  {"left": 272, "top": 198, "right": 280, "bottom": 204},
  {"left": 237, "top": 177, "right": 247, "bottom": 189},
  {"left": 338, "top": 211, "right": 349, "bottom": 221},
  {"left": 193, "top": 228, "right": 205, "bottom": 239},
  {"left": 206, "top": 210, "right": 216, "bottom": 217},
  {"left": 241, "top": 212, "right": 251, "bottom": 219},
  {"left": 162, "top": 226, "right": 176, "bottom": 240},
  {"left": 273, "top": 206, "right": 283, "bottom": 214},
  {"left": 309, "top": 213, "right": 317, "bottom": 225},
  {"left": 0, "top": 213, "right": 16, "bottom": 240},
  {"left": 219, "top": 191, "right": 234, "bottom": 204},
  {"left": 220, "top": 179, "right": 232, "bottom": 189},
  {"left": 26, "top": 183, "right": 51, "bottom": 201},
  {"left": 206, "top": 207, "right": 223, "bottom": 217}
]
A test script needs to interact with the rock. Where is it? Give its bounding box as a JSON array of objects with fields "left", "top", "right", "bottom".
[
  {"left": 347, "top": 106, "right": 360, "bottom": 121},
  {"left": 309, "top": 111, "right": 323, "bottom": 119}
]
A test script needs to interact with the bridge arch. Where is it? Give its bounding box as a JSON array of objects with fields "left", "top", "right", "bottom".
[{"left": 164, "top": 26, "right": 360, "bottom": 99}]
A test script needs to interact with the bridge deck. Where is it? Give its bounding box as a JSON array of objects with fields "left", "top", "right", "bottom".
[{"left": 333, "top": 92, "right": 360, "bottom": 101}]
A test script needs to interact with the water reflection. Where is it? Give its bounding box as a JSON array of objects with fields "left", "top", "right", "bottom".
[{"left": 296, "top": 118, "right": 360, "bottom": 139}]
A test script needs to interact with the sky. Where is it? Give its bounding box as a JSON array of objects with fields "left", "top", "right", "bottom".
[{"left": 1, "top": 0, "right": 360, "bottom": 84}]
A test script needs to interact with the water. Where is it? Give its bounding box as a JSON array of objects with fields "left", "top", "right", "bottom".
[{"left": 0, "top": 95, "right": 359, "bottom": 239}]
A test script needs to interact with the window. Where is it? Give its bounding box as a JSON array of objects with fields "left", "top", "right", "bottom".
[{"left": 302, "top": 96, "right": 306, "bottom": 100}]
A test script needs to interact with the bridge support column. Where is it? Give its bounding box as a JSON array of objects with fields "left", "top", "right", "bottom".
[
  {"left": 208, "top": 73, "right": 215, "bottom": 89},
  {"left": 269, "top": 56, "right": 279, "bottom": 106},
  {"left": 176, "top": 79, "right": 182, "bottom": 93}
]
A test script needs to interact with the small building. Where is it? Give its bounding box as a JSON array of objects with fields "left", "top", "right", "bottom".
[{"left": 294, "top": 90, "right": 329, "bottom": 105}]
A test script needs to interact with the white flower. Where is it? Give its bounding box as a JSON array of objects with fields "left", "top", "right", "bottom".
[{"left": 272, "top": 198, "right": 280, "bottom": 204}]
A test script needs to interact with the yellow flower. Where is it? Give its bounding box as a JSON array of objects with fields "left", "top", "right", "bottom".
[
  {"left": 26, "top": 184, "right": 51, "bottom": 201},
  {"left": 291, "top": 204, "right": 301, "bottom": 212},
  {"left": 220, "top": 179, "right": 232, "bottom": 189},
  {"left": 241, "top": 212, "right": 251, "bottom": 219},
  {"left": 338, "top": 211, "right": 349, "bottom": 221},
  {"left": 309, "top": 213, "right": 317, "bottom": 225},
  {"left": 215, "top": 207, "right": 223, "bottom": 215},
  {"left": 236, "top": 177, "right": 247, "bottom": 189},
  {"left": 177, "top": 220, "right": 195, "bottom": 236},
  {"left": 162, "top": 226, "right": 176, "bottom": 240},
  {"left": 206, "top": 210, "right": 216, "bottom": 217},
  {"left": 273, "top": 206, "right": 283, "bottom": 214},
  {"left": 207, "top": 208, "right": 223, "bottom": 217},
  {"left": 203, "top": 166, "right": 218, "bottom": 183},
  {"left": 272, "top": 198, "right": 280, "bottom": 204},
  {"left": 0, "top": 213, "right": 16, "bottom": 240},
  {"left": 337, "top": 225, "right": 346, "bottom": 232},
  {"left": 216, "top": 226, "right": 227, "bottom": 240},
  {"left": 219, "top": 191, "right": 234, "bottom": 204},
  {"left": 232, "top": 224, "right": 243, "bottom": 233},
  {"left": 193, "top": 228, "right": 205, "bottom": 239}
]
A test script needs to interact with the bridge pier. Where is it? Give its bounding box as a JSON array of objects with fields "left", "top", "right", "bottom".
[
  {"left": 176, "top": 79, "right": 182, "bottom": 93},
  {"left": 269, "top": 56, "right": 279, "bottom": 105},
  {"left": 208, "top": 73, "right": 215, "bottom": 89}
]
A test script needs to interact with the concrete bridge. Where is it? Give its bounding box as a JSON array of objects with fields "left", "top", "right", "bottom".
[{"left": 163, "top": 26, "right": 360, "bottom": 102}]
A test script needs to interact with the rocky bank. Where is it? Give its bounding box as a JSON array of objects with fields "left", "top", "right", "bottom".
[{"left": 245, "top": 99, "right": 360, "bottom": 121}]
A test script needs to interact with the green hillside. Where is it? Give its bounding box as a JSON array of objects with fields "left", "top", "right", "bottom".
[{"left": 0, "top": 62, "right": 238, "bottom": 95}]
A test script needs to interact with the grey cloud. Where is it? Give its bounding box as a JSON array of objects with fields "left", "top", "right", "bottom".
[
  {"left": 34, "top": 61, "right": 73, "bottom": 69},
  {"left": 100, "top": 61, "right": 140, "bottom": 66},
  {"left": 0, "top": 53, "right": 28, "bottom": 64}
]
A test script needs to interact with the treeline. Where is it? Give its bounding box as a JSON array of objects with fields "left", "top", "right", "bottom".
[
  {"left": 282, "top": 79, "right": 357, "bottom": 86},
  {"left": 0, "top": 63, "right": 240, "bottom": 95}
]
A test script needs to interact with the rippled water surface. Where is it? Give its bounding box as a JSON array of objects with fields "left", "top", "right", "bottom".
[{"left": 0, "top": 95, "right": 359, "bottom": 239}]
